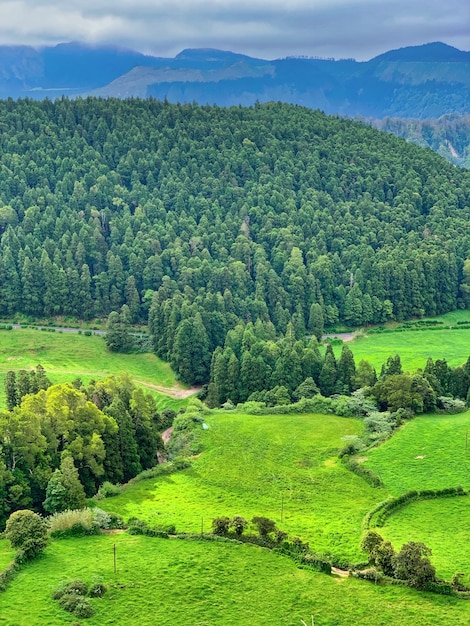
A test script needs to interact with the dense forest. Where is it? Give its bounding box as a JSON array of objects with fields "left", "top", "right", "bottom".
[{"left": 0, "top": 99, "right": 469, "bottom": 384}]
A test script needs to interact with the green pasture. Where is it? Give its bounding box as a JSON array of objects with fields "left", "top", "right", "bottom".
[
  {"left": 1, "top": 534, "right": 470, "bottom": 626},
  {"left": 381, "top": 496, "right": 470, "bottom": 581},
  {"left": 363, "top": 412, "right": 470, "bottom": 495},
  {"left": 99, "top": 412, "right": 384, "bottom": 563},
  {"left": 0, "top": 328, "right": 187, "bottom": 411},
  {"left": 348, "top": 326, "right": 470, "bottom": 372}
]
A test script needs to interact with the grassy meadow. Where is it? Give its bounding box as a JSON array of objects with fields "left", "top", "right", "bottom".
[
  {"left": 381, "top": 497, "right": 470, "bottom": 581},
  {"left": 1, "top": 534, "right": 470, "bottom": 626},
  {"left": 363, "top": 412, "right": 470, "bottom": 495},
  {"left": 0, "top": 328, "right": 188, "bottom": 411},
  {"left": 346, "top": 310, "right": 470, "bottom": 371},
  {"left": 3, "top": 312, "right": 470, "bottom": 621},
  {"left": 99, "top": 412, "right": 384, "bottom": 564}
]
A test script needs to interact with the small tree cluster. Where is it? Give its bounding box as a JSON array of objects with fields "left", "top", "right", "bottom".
[
  {"left": 211, "top": 515, "right": 248, "bottom": 537},
  {"left": 4, "top": 365, "right": 51, "bottom": 410},
  {"left": 360, "top": 531, "right": 436, "bottom": 589}
]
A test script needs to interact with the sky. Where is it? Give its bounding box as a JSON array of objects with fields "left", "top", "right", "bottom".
[{"left": 0, "top": 0, "right": 468, "bottom": 61}]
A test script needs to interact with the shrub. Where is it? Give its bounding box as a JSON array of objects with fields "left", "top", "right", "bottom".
[
  {"left": 58, "top": 594, "right": 83, "bottom": 612},
  {"left": 47, "top": 508, "right": 97, "bottom": 537},
  {"left": 352, "top": 567, "right": 383, "bottom": 582},
  {"left": 92, "top": 507, "right": 112, "bottom": 529},
  {"left": 64, "top": 579, "right": 89, "bottom": 596},
  {"left": 212, "top": 516, "right": 231, "bottom": 536},
  {"left": 88, "top": 582, "right": 107, "bottom": 598},
  {"left": 230, "top": 516, "right": 248, "bottom": 537},
  {"left": 73, "top": 599, "right": 95, "bottom": 618},
  {"left": 4, "top": 510, "right": 48, "bottom": 560},
  {"left": 96, "top": 481, "right": 121, "bottom": 499}
]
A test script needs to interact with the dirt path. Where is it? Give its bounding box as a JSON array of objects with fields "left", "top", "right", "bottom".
[
  {"left": 134, "top": 380, "right": 201, "bottom": 399},
  {"left": 332, "top": 566, "right": 349, "bottom": 578},
  {"left": 157, "top": 427, "right": 174, "bottom": 463},
  {"left": 41, "top": 367, "right": 200, "bottom": 400},
  {"left": 323, "top": 332, "right": 356, "bottom": 342},
  {"left": 161, "top": 427, "right": 174, "bottom": 446}
]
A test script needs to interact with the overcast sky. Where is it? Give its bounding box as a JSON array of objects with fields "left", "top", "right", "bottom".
[{"left": 0, "top": 0, "right": 468, "bottom": 60}]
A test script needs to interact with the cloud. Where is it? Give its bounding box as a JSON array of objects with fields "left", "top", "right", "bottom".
[{"left": 0, "top": 0, "right": 467, "bottom": 60}]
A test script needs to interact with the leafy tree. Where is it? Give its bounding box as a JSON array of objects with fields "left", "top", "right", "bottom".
[
  {"left": 43, "top": 454, "right": 87, "bottom": 514},
  {"left": 392, "top": 542, "right": 436, "bottom": 589},
  {"left": 212, "top": 516, "right": 231, "bottom": 536},
  {"left": 252, "top": 516, "right": 276, "bottom": 539},
  {"left": 230, "top": 516, "right": 248, "bottom": 537},
  {"left": 5, "top": 509, "right": 48, "bottom": 559}
]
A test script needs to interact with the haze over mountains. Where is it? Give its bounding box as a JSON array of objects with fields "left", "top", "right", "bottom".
[{"left": 0, "top": 40, "right": 469, "bottom": 166}]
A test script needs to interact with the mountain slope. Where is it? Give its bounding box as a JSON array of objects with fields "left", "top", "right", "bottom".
[{"left": 0, "top": 41, "right": 468, "bottom": 119}]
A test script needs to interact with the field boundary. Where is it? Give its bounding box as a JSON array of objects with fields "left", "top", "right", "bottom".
[{"left": 363, "top": 486, "right": 468, "bottom": 530}]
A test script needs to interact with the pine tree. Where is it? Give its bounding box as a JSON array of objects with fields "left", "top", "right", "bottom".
[
  {"left": 4, "top": 371, "right": 17, "bottom": 411},
  {"left": 336, "top": 344, "right": 356, "bottom": 394}
]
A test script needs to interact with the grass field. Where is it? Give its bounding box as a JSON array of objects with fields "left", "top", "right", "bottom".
[
  {"left": 0, "top": 328, "right": 188, "bottom": 411},
  {"left": 348, "top": 326, "right": 470, "bottom": 371},
  {"left": 1, "top": 534, "right": 470, "bottom": 626},
  {"left": 99, "top": 412, "right": 384, "bottom": 564},
  {"left": 381, "top": 497, "right": 470, "bottom": 581},
  {"left": 363, "top": 412, "right": 470, "bottom": 495}
]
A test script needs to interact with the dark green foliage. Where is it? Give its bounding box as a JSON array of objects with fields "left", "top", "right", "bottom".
[
  {"left": 4, "top": 371, "right": 17, "bottom": 410},
  {"left": 0, "top": 98, "right": 465, "bottom": 385},
  {"left": 252, "top": 516, "right": 277, "bottom": 538},
  {"left": 212, "top": 516, "right": 231, "bottom": 536},
  {"left": 4, "top": 509, "right": 48, "bottom": 559},
  {"left": 88, "top": 582, "right": 107, "bottom": 598},
  {"left": 105, "top": 308, "right": 134, "bottom": 353},
  {"left": 43, "top": 454, "right": 87, "bottom": 514},
  {"left": 230, "top": 516, "right": 248, "bottom": 537},
  {"left": 392, "top": 542, "right": 436, "bottom": 590}
]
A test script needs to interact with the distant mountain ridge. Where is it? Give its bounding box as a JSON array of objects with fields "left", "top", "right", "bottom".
[{"left": 0, "top": 41, "right": 468, "bottom": 122}]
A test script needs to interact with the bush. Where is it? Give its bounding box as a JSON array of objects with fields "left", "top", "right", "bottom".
[
  {"left": 92, "top": 507, "right": 112, "bottom": 529},
  {"left": 5, "top": 510, "right": 48, "bottom": 560},
  {"left": 88, "top": 582, "right": 107, "bottom": 598},
  {"left": 47, "top": 508, "right": 98, "bottom": 537},
  {"left": 352, "top": 567, "right": 383, "bottom": 582},
  {"left": 96, "top": 481, "right": 121, "bottom": 499},
  {"left": 64, "top": 579, "right": 89, "bottom": 596},
  {"left": 212, "top": 516, "right": 231, "bottom": 536},
  {"left": 73, "top": 599, "right": 95, "bottom": 618}
]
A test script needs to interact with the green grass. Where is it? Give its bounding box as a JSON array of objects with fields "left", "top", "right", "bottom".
[
  {"left": 363, "top": 411, "right": 470, "bottom": 579},
  {"left": 0, "top": 539, "right": 15, "bottom": 571},
  {"left": 364, "top": 412, "right": 470, "bottom": 495},
  {"left": 99, "top": 412, "right": 384, "bottom": 564},
  {"left": 0, "top": 328, "right": 187, "bottom": 411},
  {"left": 381, "top": 497, "right": 470, "bottom": 581},
  {"left": 1, "top": 534, "right": 470, "bottom": 625},
  {"left": 348, "top": 327, "right": 470, "bottom": 371}
]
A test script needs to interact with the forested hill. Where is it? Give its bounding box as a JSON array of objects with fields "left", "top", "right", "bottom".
[{"left": 0, "top": 99, "right": 469, "bottom": 380}]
